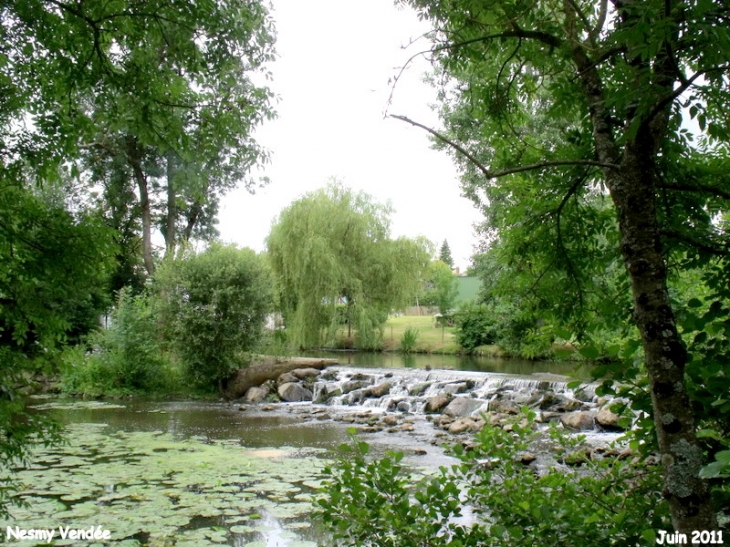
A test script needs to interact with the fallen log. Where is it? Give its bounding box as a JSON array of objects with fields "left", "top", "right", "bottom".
[{"left": 225, "top": 356, "right": 338, "bottom": 399}]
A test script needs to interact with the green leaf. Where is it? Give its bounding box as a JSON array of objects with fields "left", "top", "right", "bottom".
[
  {"left": 578, "top": 345, "right": 600, "bottom": 360},
  {"left": 696, "top": 429, "right": 724, "bottom": 442}
]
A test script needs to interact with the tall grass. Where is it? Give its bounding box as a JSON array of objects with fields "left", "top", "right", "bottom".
[{"left": 400, "top": 327, "right": 420, "bottom": 353}]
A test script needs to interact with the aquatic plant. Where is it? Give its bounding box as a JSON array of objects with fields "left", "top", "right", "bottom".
[{"left": 2, "top": 407, "right": 327, "bottom": 547}]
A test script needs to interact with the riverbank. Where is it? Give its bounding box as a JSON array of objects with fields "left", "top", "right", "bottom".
[{"left": 326, "top": 315, "right": 578, "bottom": 359}]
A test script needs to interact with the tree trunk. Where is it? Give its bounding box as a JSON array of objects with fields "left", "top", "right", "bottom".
[
  {"left": 125, "top": 136, "right": 155, "bottom": 276},
  {"left": 164, "top": 150, "right": 176, "bottom": 258},
  {"left": 183, "top": 203, "right": 202, "bottom": 243},
  {"left": 609, "top": 146, "right": 717, "bottom": 534},
  {"left": 566, "top": 15, "right": 718, "bottom": 531},
  {"left": 225, "top": 356, "right": 337, "bottom": 399}
]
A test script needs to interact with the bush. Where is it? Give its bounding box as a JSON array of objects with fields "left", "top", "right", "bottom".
[
  {"left": 420, "top": 260, "right": 459, "bottom": 316},
  {"left": 453, "top": 303, "right": 498, "bottom": 351},
  {"left": 60, "top": 288, "right": 168, "bottom": 395},
  {"left": 318, "top": 411, "right": 669, "bottom": 547},
  {"left": 400, "top": 327, "right": 419, "bottom": 353},
  {"left": 453, "top": 300, "right": 553, "bottom": 358},
  {"left": 157, "top": 244, "right": 273, "bottom": 393}
]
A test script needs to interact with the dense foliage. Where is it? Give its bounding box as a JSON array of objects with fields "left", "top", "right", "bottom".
[
  {"left": 0, "top": 0, "right": 275, "bottom": 515},
  {"left": 319, "top": 412, "right": 669, "bottom": 546},
  {"left": 156, "top": 245, "right": 274, "bottom": 393},
  {"left": 394, "top": 0, "right": 730, "bottom": 531},
  {"left": 419, "top": 260, "right": 459, "bottom": 318},
  {"left": 0, "top": 183, "right": 114, "bottom": 516},
  {"left": 60, "top": 289, "right": 170, "bottom": 397},
  {"left": 267, "top": 182, "right": 432, "bottom": 350}
]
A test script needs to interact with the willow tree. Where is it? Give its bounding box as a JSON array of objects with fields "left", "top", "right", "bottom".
[
  {"left": 394, "top": 0, "right": 730, "bottom": 535},
  {"left": 267, "top": 183, "right": 431, "bottom": 349}
]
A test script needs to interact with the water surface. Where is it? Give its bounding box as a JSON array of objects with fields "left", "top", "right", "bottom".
[
  {"left": 4, "top": 357, "right": 591, "bottom": 546},
  {"left": 305, "top": 350, "right": 592, "bottom": 377}
]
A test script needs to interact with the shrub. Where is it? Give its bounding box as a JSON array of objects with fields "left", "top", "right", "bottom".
[
  {"left": 400, "top": 327, "right": 419, "bottom": 353},
  {"left": 157, "top": 244, "right": 273, "bottom": 393},
  {"left": 318, "top": 411, "right": 670, "bottom": 547},
  {"left": 420, "top": 260, "right": 459, "bottom": 316},
  {"left": 453, "top": 300, "right": 553, "bottom": 358},
  {"left": 60, "top": 288, "right": 168, "bottom": 395},
  {"left": 452, "top": 302, "right": 498, "bottom": 351}
]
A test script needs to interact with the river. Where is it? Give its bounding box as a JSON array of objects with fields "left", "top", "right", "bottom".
[{"left": 2, "top": 354, "right": 597, "bottom": 547}]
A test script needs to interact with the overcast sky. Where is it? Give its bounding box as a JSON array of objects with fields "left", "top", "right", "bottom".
[{"left": 217, "top": 0, "right": 484, "bottom": 271}]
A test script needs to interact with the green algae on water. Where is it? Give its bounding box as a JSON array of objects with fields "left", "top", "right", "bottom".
[{"left": 1, "top": 422, "right": 328, "bottom": 546}]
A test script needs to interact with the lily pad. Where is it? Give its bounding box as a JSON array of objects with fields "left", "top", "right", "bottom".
[
  {"left": 229, "top": 524, "right": 255, "bottom": 534},
  {"left": 0, "top": 421, "right": 330, "bottom": 547},
  {"left": 284, "top": 522, "right": 312, "bottom": 530}
]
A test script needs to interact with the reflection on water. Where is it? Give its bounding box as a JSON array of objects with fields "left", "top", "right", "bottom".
[
  {"left": 305, "top": 350, "right": 593, "bottom": 378},
  {"left": 50, "top": 400, "right": 352, "bottom": 449}
]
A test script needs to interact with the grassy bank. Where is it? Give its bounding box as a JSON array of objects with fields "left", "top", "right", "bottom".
[
  {"left": 326, "top": 314, "right": 576, "bottom": 359},
  {"left": 381, "top": 314, "right": 459, "bottom": 353},
  {"left": 323, "top": 314, "right": 515, "bottom": 355}
]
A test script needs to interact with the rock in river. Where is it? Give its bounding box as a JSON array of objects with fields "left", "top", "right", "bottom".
[
  {"left": 596, "top": 406, "right": 624, "bottom": 430},
  {"left": 243, "top": 386, "right": 270, "bottom": 404},
  {"left": 560, "top": 411, "right": 596, "bottom": 431},
  {"left": 291, "top": 367, "right": 322, "bottom": 380},
  {"left": 278, "top": 382, "right": 313, "bottom": 402},
  {"left": 365, "top": 382, "right": 391, "bottom": 398},
  {"left": 443, "top": 397, "right": 484, "bottom": 417},
  {"left": 448, "top": 418, "right": 473, "bottom": 434},
  {"left": 425, "top": 394, "right": 450, "bottom": 413}
]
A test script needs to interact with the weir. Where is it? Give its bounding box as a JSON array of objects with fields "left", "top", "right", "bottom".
[{"left": 312, "top": 366, "right": 596, "bottom": 419}]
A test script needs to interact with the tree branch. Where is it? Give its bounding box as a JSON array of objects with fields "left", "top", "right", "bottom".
[
  {"left": 554, "top": 172, "right": 590, "bottom": 309},
  {"left": 591, "top": 0, "right": 609, "bottom": 42},
  {"left": 642, "top": 68, "right": 722, "bottom": 129},
  {"left": 386, "top": 29, "right": 562, "bottom": 110},
  {"left": 390, "top": 114, "right": 618, "bottom": 178},
  {"left": 564, "top": 0, "right": 594, "bottom": 42},
  {"left": 388, "top": 114, "right": 491, "bottom": 178},
  {"left": 658, "top": 182, "right": 730, "bottom": 201},
  {"left": 659, "top": 229, "right": 730, "bottom": 256}
]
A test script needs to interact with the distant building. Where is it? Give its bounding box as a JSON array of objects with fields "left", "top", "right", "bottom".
[{"left": 455, "top": 276, "right": 481, "bottom": 306}]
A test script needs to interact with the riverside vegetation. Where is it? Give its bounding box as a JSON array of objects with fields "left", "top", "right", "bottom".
[
  {"left": 319, "top": 412, "right": 668, "bottom": 547},
  {"left": 2, "top": 0, "right": 730, "bottom": 543}
]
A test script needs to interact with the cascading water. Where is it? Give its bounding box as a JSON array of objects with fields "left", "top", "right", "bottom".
[{"left": 312, "top": 366, "right": 598, "bottom": 419}]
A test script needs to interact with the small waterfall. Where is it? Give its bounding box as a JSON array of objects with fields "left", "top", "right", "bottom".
[{"left": 311, "top": 366, "right": 596, "bottom": 418}]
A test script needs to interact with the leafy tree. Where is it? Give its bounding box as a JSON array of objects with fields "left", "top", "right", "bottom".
[
  {"left": 267, "top": 182, "right": 432, "bottom": 349},
  {"left": 156, "top": 245, "right": 273, "bottom": 393},
  {"left": 438, "top": 239, "right": 454, "bottom": 269},
  {"left": 394, "top": 0, "right": 730, "bottom": 532},
  {"left": 0, "top": 184, "right": 115, "bottom": 516},
  {"left": 0, "top": 0, "right": 274, "bottom": 514},
  {"left": 420, "top": 260, "right": 459, "bottom": 316},
  {"left": 75, "top": 0, "right": 276, "bottom": 273}
]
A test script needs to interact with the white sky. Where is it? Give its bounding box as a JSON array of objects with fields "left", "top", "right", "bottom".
[{"left": 217, "top": 0, "right": 484, "bottom": 271}]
